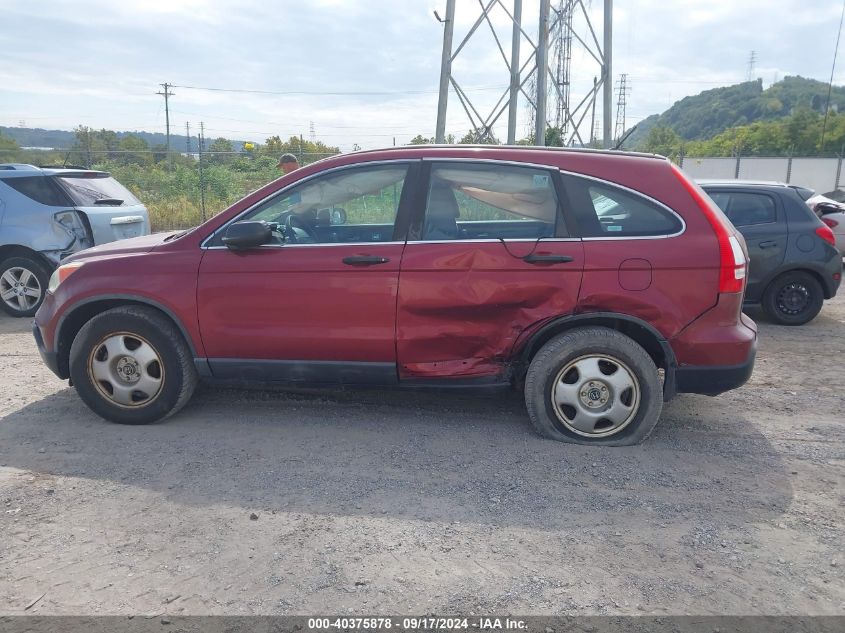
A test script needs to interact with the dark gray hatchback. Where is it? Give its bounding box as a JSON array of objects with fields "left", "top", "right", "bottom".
[{"left": 699, "top": 180, "right": 842, "bottom": 325}]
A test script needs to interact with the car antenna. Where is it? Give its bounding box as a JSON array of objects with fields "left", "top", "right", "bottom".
[{"left": 612, "top": 125, "right": 638, "bottom": 151}]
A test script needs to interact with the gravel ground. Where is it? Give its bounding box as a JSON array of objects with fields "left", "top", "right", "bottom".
[{"left": 0, "top": 297, "right": 842, "bottom": 617}]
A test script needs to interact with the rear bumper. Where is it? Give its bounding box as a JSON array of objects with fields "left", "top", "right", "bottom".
[
  {"left": 674, "top": 339, "right": 756, "bottom": 396},
  {"left": 32, "top": 320, "right": 62, "bottom": 379}
]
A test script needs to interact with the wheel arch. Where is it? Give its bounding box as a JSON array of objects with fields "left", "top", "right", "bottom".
[
  {"left": 515, "top": 312, "right": 677, "bottom": 399},
  {"left": 54, "top": 295, "right": 198, "bottom": 379},
  {"left": 0, "top": 244, "right": 56, "bottom": 271},
  {"left": 762, "top": 266, "right": 832, "bottom": 300}
]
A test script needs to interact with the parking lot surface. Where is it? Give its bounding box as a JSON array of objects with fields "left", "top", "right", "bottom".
[{"left": 0, "top": 299, "right": 843, "bottom": 616}]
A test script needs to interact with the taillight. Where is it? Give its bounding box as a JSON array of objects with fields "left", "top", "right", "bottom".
[
  {"left": 821, "top": 217, "right": 839, "bottom": 229},
  {"left": 815, "top": 224, "right": 836, "bottom": 245},
  {"left": 670, "top": 164, "right": 747, "bottom": 293}
]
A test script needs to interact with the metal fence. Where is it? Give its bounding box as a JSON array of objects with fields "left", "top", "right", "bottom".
[{"left": 679, "top": 155, "right": 844, "bottom": 194}]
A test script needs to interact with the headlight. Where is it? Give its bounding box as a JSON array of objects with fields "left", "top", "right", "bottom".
[{"left": 47, "top": 261, "right": 85, "bottom": 294}]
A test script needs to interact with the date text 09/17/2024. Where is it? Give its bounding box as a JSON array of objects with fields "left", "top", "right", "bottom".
[{"left": 307, "top": 617, "right": 528, "bottom": 630}]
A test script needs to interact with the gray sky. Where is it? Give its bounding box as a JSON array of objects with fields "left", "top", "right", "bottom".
[{"left": 1, "top": 0, "right": 843, "bottom": 150}]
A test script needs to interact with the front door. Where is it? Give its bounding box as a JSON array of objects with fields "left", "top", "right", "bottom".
[
  {"left": 197, "top": 162, "right": 416, "bottom": 384},
  {"left": 396, "top": 161, "right": 584, "bottom": 381}
]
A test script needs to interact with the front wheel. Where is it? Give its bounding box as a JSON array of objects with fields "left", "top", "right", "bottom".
[
  {"left": 762, "top": 271, "right": 824, "bottom": 325},
  {"left": 524, "top": 327, "right": 663, "bottom": 446},
  {"left": 69, "top": 305, "right": 198, "bottom": 424}
]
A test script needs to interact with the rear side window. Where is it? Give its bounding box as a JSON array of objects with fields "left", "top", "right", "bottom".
[
  {"left": 0, "top": 176, "right": 72, "bottom": 206},
  {"left": 56, "top": 175, "right": 141, "bottom": 207},
  {"left": 421, "top": 163, "right": 561, "bottom": 240},
  {"left": 561, "top": 174, "right": 682, "bottom": 237},
  {"left": 707, "top": 192, "right": 777, "bottom": 227}
]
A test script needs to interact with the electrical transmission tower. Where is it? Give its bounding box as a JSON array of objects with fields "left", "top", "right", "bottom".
[
  {"left": 435, "top": 0, "right": 613, "bottom": 147},
  {"left": 746, "top": 51, "right": 757, "bottom": 82},
  {"left": 614, "top": 73, "right": 630, "bottom": 143},
  {"left": 551, "top": 1, "right": 573, "bottom": 132}
]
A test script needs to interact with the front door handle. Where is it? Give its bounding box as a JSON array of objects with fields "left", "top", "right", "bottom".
[
  {"left": 342, "top": 255, "right": 390, "bottom": 265},
  {"left": 758, "top": 240, "right": 778, "bottom": 249},
  {"left": 523, "top": 254, "right": 574, "bottom": 264}
]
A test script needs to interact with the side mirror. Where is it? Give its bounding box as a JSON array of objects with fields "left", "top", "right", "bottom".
[{"left": 222, "top": 221, "right": 273, "bottom": 250}]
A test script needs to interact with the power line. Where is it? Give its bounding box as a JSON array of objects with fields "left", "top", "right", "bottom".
[{"left": 171, "top": 83, "right": 507, "bottom": 97}]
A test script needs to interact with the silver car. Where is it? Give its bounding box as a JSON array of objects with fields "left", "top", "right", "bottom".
[{"left": 0, "top": 164, "right": 150, "bottom": 316}]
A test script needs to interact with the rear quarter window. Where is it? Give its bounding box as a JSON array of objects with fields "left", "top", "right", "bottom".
[
  {"left": 560, "top": 174, "right": 682, "bottom": 237},
  {"left": 0, "top": 176, "right": 72, "bottom": 207},
  {"left": 56, "top": 175, "right": 141, "bottom": 207}
]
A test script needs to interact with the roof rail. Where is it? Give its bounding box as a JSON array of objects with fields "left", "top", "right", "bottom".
[{"left": 0, "top": 163, "right": 40, "bottom": 171}]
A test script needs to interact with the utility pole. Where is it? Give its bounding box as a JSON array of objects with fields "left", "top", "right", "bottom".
[
  {"left": 602, "top": 0, "right": 613, "bottom": 148},
  {"left": 507, "top": 0, "right": 523, "bottom": 144},
  {"left": 185, "top": 122, "right": 191, "bottom": 154},
  {"left": 156, "top": 82, "right": 175, "bottom": 165},
  {"left": 589, "top": 77, "right": 598, "bottom": 147},
  {"left": 535, "top": 0, "right": 551, "bottom": 146},
  {"left": 198, "top": 122, "right": 207, "bottom": 222},
  {"left": 435, "top": 0, "right": 456, "bottom": 143},
  {"left": 614, "top": 73, "right": 630, "bottom": 144}
]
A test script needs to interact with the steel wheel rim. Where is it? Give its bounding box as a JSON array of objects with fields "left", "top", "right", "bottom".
[
  {"left": 550, "top": 354, "right": 641, "bottom": 438},
  {"left": 87, "top": 332, "right": 165, "bottom": 408},
  {"left": 776, "top": 283, "right": 810, "bottom": 315},
  {"left": 1, "top": 266, "right": 42, "bottom": 312}
]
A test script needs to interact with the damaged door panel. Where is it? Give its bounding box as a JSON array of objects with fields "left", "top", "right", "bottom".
[{"left": 397, "top": 240, "right": 584, "bottom": 378}]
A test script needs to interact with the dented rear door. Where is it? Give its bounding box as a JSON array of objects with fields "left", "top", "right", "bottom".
[{"left": 396, "top": 160, "right": 584, "bottom": 381}]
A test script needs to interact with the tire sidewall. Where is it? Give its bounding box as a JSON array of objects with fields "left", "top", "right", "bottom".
[
  {"left": 525, "top": 328, "right": 663, "bottom": 446},
  {"left": 0, "top": 255, "right": 50, "bottom": 318},
  {"left": 763, "top": 272, "right": 823, "bottom": 326},
  {"left": 69, "top": 310, "right": 188, "bottom": 424}
]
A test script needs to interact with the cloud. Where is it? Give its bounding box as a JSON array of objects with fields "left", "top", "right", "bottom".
[{"left": 1, "top": 0, "right": 844, "bottom": 149}]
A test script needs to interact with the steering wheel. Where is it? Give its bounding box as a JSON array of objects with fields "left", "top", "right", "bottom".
[{"left": 284, "top": 213, "right": 318, "bottom": 243}]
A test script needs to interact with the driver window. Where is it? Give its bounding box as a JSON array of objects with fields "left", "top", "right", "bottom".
[{"left": 237, "top": 164, "right": 408, "bottom": 244}]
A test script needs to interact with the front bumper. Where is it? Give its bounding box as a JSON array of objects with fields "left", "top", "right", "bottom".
[
  {"left": 673, "top": 339, "right": 757, "bottom": 396},
  {"left": 32, "top": 320, "right": 62, "bottom": 379}
]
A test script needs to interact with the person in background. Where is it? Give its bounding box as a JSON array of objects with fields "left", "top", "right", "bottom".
[{"left": 277, "top": 153, "right": 299, "bottom": 174}]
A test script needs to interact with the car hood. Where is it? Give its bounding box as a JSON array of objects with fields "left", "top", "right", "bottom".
[{"left": 63, "top": 231, "right": 180, "bottom": 263}]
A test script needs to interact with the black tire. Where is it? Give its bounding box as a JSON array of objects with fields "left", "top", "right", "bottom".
[
  {"left": 762, "top": 271, "right": 824, "bottom": 326},
  {"left": 524, "top": 327, "right": 663, "bottom": 446},
  {"left": 0, "top": 255, "right": 50, "bottom": 317},
  {"left": 69, "top": 305, "right": 198, "bottom": 424}
]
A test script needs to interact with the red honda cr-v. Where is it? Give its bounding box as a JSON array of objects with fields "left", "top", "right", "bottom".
[{"left": 33, "top": 146, "right": 756, "bottom": 445}]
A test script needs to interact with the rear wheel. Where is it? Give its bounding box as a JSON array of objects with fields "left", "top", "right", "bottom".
[
  {"left": 0, "top": 255, "right": 50, "bottom": 317},
  {"left": 524, "top": 327, "right": 663, "bottom": 446},
  {"left": 762, "top": 271, "right": 823, "bottom": 325},
  {"left": 69, "top": 305, "right": 198, "bottom": 424}
]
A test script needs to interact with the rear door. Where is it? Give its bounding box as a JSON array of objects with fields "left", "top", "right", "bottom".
[
  {"left": 396, "top": 160, "right": 584, "bottom": 380},
  {"left": 705, "top": 189, "right": 786, "bottom": 300}
]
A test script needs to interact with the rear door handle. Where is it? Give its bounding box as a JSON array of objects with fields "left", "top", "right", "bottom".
[
  {"left": 342, "top": 255, "right": 390, "bottom": 265},
  {"left": 758, "top": 240, "right": 778, "bottom": 249},
  {"left": 523, "top": 254, "right": 574, "bottom": 264}
]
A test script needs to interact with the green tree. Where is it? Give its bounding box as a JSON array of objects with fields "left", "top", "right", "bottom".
[
  {"left": 208, "top": 137, "right": 234, "bottom": 164},
  {"left": 641, "top": 126, "right": 683, "bottom": 159},
  {"left": 117, "top": 135, "right": 151, "bottom": 166}
]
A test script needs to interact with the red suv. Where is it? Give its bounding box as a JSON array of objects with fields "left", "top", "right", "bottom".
[{"left": 33, "top": 146, "right": 756, "bottom": 445}]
